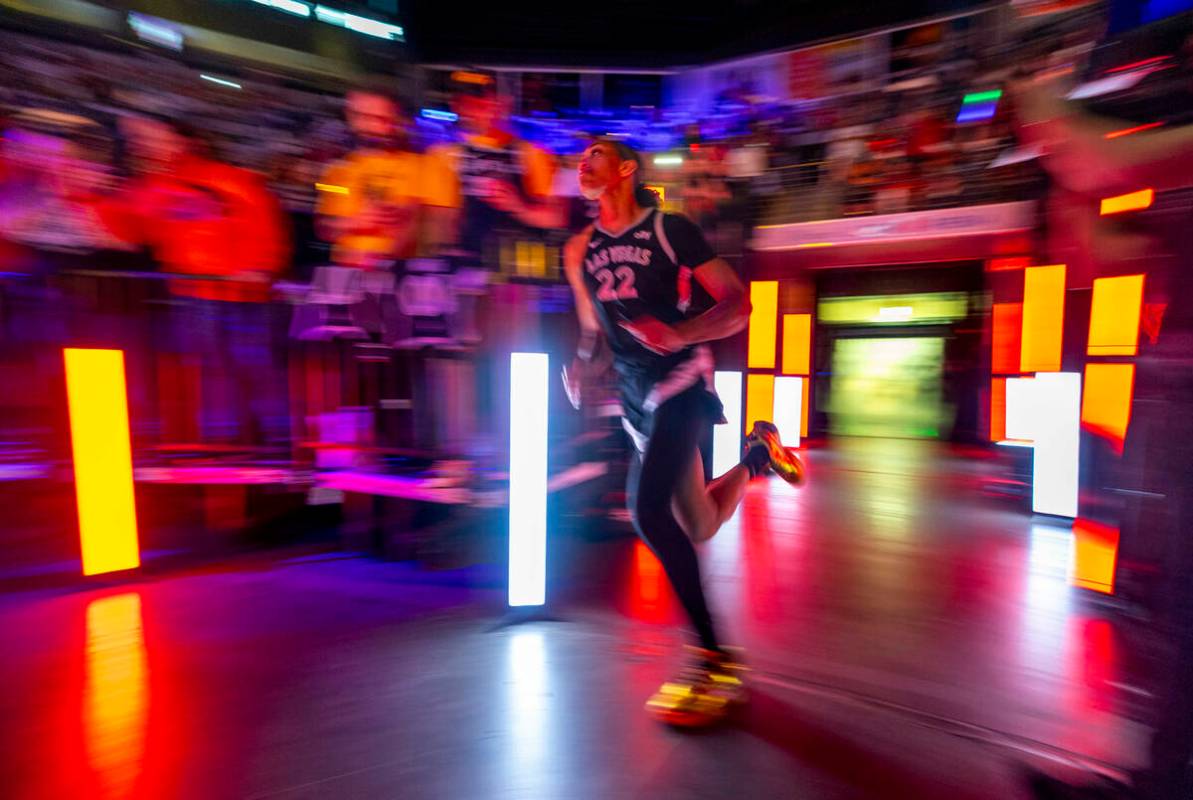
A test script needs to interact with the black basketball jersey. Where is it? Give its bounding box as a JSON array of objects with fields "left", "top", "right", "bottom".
[
  {"left": 581, "top": 208, "right": 717, "bottom": 375},
  {"left": 456, "top": 139, "right": 534, "bottom": 258}
]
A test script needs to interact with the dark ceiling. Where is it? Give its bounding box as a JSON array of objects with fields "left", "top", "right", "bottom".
[{"left": 402, "top": 0, "right": 990, "bottom": 68}]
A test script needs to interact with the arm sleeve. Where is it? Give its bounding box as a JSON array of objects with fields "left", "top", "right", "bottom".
[
  {"left": 661, "top": 213, "right": 716, "bottom": 268},
  {"left": 420, "top": 147, "right": 463, "bottom": 208}
]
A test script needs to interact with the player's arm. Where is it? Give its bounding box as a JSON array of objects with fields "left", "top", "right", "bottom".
[
  {"left": 562, "top": 228, "right": 607, "bottom": 407},
  {"left": 674, "top": 257, "right": 751, "bottom": 345},
  {"left": 618, "top": 213, "right": 750, "bottom": 354},
  {"left": 564, "top": 228, "right": 602, "bottom": 350},
  {"left": 1014, "top": 75, "right": 1193, "bottom": 195}
]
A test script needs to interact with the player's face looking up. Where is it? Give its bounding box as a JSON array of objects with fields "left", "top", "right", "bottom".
[{"left": 578, "top": 141, "right": 637, "bottom": 201}]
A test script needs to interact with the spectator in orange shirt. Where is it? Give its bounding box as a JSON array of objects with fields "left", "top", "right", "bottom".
[
  {"left": 113, "top": 115, "right": 290, "bottom": 449},
  {"left": 112, "top": 115, "right": 288, "bottom": 301}
]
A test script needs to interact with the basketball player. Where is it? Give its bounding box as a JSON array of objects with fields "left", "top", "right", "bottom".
[{"left": 563, "top": 139, "right": 804, "bottom": 726}]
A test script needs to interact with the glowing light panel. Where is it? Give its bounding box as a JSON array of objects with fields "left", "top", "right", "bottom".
[
  {"left": 712, "top": 371, "right": 743, "bottom": 478},
  {"left": 1004, "top": 376, "right": 1036, "bottom": 443},
  {"left": 745, "top": 374, "right": 775, "bottom": 436},
  {"left": 508, "top": 353, "right": 548, "bottom": 606},
  {"left": 747, "top": 281, "right": 778, "bottom": 370},
  {"left": 1100, "top": 188, "right": 1154, "bottom": 215},
  {"left": 991, "top": 302, "right": 1023, "bottom": 375},
  {"left": 801, "top": 376, "right": 810, "bottom": 438},
  {"left": 64, "top": 349, "right": 140, "bottom": 576},
  {"left": 1020, "top": 265, "right": 1066, "bottom": 373},
  {"left": 1087, "top": 274, "right": 1144, "bottom": 356},
  {"left": 1033, "top": 372, "right": 1082, "bottom": 517},
  {"left": 1081, "top": 363, "right": 1135, "bottom": 451},
  {"left": 781, "top": 313, "right": 811, "bottom": 376},
  {"left": 773, "top": 376, "right": 803, "bottom": 448},
  {"left": 991, "top": 377, "right": 1007, "bottom": 442}
]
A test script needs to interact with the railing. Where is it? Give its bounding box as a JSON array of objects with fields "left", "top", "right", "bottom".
[{"left": 744, "top": 146, "right": 1043, "bottom": 227}]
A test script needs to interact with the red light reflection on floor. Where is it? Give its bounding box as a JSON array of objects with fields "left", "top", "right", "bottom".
[
  {"left": 627, "top": 540, "right": 670, "bottom": 623},
  {"left": 739, "top": 486, "right": 783, "bottom": 624}
]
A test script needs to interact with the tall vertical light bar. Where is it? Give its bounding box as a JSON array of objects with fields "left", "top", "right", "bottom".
[
  {"left": 1004, "top": 376, "right": 1036, "bottom": 443},
  {"left": 801, "top": 378, "right": 810, "bottom": 438},
  {"left": 745, "top": 373, "right": 775, "bottom": 434},
  {"left": 712, "top": 371, "right": 743, "bottom": 478},
  {"left": 509, "top": 353, "right": 548, "bottom": 606},
  {"left": 747, "top": 281, "right": 779, "bottom": 370},
  {"left": 1020, "top": 265, "right": 1066, "bottom": 373},
  {"left": 1081, "top": 363, "right": 1135, "bottom": 452},
  {"left": 773, "top": 376, "right": 803, "bottom": 448},
  {"left": 781, "top": 313, "right": 812, "bottom": 439},
  {"left": 1032, "top": 372, "right": 1081, "bottom": 518},
  {"left": 64, "top": 349, "right": 140, "bottom": 576},
  {"left": 781, "top": 313, "right": 811, "bottom": 375},
  {"left": 1087, "top": 274, "right": 1144, "bottom": 356}
]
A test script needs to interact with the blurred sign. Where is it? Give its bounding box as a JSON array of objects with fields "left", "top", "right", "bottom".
[{"left": 752, "top": 201, "right": 1035, "bottom": 251}]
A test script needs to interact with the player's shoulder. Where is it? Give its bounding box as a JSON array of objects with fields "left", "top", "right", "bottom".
[
  {"left": 657, "top": 210, "right": 699, "bottom": 230},
  {"left": 564, "top": 225, "right": 595, "bottom": 258}
]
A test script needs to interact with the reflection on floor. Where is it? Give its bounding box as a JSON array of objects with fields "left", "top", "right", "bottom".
[{"left": 0, "top": 438, "right": 1148, "bottom": 799}]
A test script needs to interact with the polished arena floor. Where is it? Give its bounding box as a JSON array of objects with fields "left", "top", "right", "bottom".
[{"left": 0, "top": 438, "right": 1150, "bottom": 799}]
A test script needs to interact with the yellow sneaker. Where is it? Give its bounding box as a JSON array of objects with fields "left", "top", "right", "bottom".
[
  {"left": 746, "top": 421, "right": 805, "bottom": 485},
  {"left": 646, "top": 647, "right": 748, "bottom": 727}
]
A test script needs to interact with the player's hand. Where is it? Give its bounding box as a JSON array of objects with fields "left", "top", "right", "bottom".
[{"left": 619, "top": 316, "right": 686, "bottom": 355}]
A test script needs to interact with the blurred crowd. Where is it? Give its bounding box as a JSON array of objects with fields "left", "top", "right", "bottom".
[
  {"left": 0, "top": 4, "right": 1170, "bottom": 460},
  {"left": 0, "top": 10, "right": 1110, "bottom": 284}
]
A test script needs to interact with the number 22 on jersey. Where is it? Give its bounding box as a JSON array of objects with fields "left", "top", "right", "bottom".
[{"left": 593, "top": 265, "right": 638, "bottom": 302}]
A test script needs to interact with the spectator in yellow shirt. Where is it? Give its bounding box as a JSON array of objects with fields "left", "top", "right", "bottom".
[{"left": 316, "top": 84, "right": 427, "bottom": 269}]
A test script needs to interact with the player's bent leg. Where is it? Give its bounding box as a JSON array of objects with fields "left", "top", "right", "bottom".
[{"left": 672, "top": 447, "right": 721, "bottom": 544}]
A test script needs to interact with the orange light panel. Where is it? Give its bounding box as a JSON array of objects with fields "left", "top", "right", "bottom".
[
  {"left": 1099, "top": 188, "right": 1154, "bottom": 216},
  {"left": 64, "top": 349, "right": 140, "bottom": 576},
  {"left": 1020, "top": 265, "right": 1066, "bottom": 373},
  {"left": 1081, "top": 363, "right": 1135, "bottom": 452},
  {"left": 745, "top": 373, "right": 775, "bottom": 434},
  {"left": 801, "top": 376, "right": 810, "bottom": 438},
  {"left": 990, "top": 377, "right": 1007, "bottom": 442},
  {"left": 1072, "top": 519, "right": 1119, "bottom": 594},
  {"left": 1087, "top": 274, "right": 1144, "bottom": 356},
  {"left": 747, "top": 281, "right": 779, "bottom": 370},
  {"left": 992, "top": 302, "right": 1023, "bottom": 375},
  {"left": 781, "top": 313, "right": 811, "bottom": 375}
]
